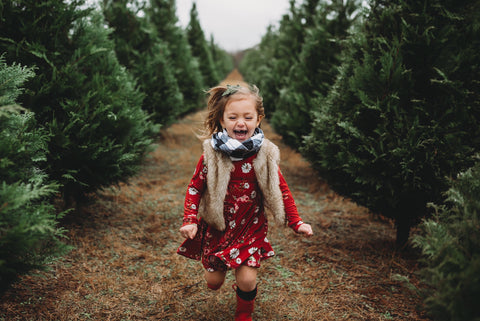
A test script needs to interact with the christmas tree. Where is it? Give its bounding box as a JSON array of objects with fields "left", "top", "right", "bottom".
[{"left": 302, "top": 0, "right": 480, "bottom": 245}]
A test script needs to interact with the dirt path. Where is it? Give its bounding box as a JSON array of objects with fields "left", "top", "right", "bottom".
[{"left": 0, "top": 70, "right": 430, "bottom": 320}]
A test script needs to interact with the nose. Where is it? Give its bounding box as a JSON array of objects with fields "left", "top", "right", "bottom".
[{"left": 237, "top": 119, "right": 246, "bottom": 127}]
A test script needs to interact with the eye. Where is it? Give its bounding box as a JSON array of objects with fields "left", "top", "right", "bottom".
[{"left": 228, "top": 116, "right": 236, "bottom": 120}]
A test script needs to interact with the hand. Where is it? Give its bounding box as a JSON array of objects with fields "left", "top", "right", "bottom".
[
  {"left": 180, "top": 224, "right": 198, "bottom": 239},
  {"left": 297, "top": 223, "right": 313, "bottom": 237}
]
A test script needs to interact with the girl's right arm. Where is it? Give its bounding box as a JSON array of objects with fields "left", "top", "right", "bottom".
[{"left": 180, "top": 155, "right": 207, "bottom": 237}]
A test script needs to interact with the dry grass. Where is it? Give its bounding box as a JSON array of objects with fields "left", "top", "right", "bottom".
[{"left": 0, "top": 70, "right": 431, "bottom": 320}]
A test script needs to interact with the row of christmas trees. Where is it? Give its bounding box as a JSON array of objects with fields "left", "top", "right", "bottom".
[
  {"left": 0, "top": 0, "right": 233, "bottom": 293},
  {"left": 239, "top": 0, "right": 480, "bottom": 319}
]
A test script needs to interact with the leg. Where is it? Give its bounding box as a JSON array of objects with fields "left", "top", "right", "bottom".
[
  {"left": 234, "top": 266, "right": 258, "bottom": 321},
  {"left": 204, "top": 270, "right": 226, "bottom": 290},
  {"left": 235, "top": 265, "right": 257, "bottom": 292}
]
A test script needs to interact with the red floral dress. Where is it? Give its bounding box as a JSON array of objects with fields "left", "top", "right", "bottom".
[{"left": 177, "top": 153, "right": 304, "bottom": 272}]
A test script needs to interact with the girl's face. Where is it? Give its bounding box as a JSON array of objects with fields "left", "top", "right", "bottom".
[{"left": 220, "top": 96, "right": 263, "bottom": 142}]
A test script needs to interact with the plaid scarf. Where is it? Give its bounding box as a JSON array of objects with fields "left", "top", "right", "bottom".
[{"left": 211, "top": 128, "right": 264, "bottom": 161}]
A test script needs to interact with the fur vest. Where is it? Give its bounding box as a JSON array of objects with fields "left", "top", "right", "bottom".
[{"left": 198, "top": 138, "right": 285, "bottom": 231}]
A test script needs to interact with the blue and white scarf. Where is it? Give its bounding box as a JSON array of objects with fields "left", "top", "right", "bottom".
[{"left": 211, "top": 128, "right": 264, "bottom": 161}]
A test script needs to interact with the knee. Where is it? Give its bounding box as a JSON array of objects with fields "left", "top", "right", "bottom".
[
  {"left": 204, "top": 270, "right": 225, "bottom": 291},
  {"left": 236, "top": 277, "right": 256, "bottom": 292},
  {"left": 207, "top": 282, "right": 223, "bottom": 290},
  {"left": 235, "top": 269, "right": 257, "bottom": 292}
]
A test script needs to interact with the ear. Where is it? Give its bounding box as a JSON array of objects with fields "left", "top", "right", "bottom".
[{"left": 256, "top": 115, "right": 264, "bottom": 127}]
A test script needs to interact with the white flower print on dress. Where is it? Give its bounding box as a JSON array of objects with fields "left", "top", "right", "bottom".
[
  {"left": 178, "top": 247, "right": 186, "bottom": 252},
  {"left": 247, "top": 256, "right": 257, "bottom": 267},
  {"left": 267, "top": 251, "right": 275, "bottom": 257},
  {"left": 199, "top": 166, "right": 207, "bottom": 180},
  {"left": 248, "top": 247, "right": 258, "bottom": 255},
  {"left": 236, "top": 258, "right": 242, "bottom": 264},
  {"left": 253, "top": 217, "right": 259, "bottom": 224},
  {"left": 230, "top": 248, "right": 240, "bottom": 259},
  {"left": 243, "top": 182, "right": 250, "bottom": 189},
  {"left": 236, "top": 195, "right": 249, "bottom": 203},
  {"left": 251, "top": 191, "right": 256, "bottom": 199},
  {"left": 229, "top": 220, "right": 236, "bottom": 229},
  {"left": 264, "top": 237, "right": 269, "bottom": 243},
  {"left": 190, "top": 204, "right": 197, "bottom": 210},
  {"left": 188, "top": 187, "right": 198, "bottom": 195},
  {"left": 241, "top": 163, "right": 252, "bottom": 173}
]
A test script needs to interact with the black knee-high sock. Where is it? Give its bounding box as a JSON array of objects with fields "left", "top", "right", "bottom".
[{"left": 236, "top": 286, "right": 257, "bottom": 301}]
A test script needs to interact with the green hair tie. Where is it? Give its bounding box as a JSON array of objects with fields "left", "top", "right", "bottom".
[{"left": 222, "top": 84, "right": 241, "bottom": 97}]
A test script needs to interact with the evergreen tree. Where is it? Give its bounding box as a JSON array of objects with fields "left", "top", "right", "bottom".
[
  {"left": 103, "top": 0, "right": 184, "bottom": 124},
  {"left": 146, "top": 0, "right": 204, "bottom": 113},
  {"left": 239, "top": 26, "right": 281, "bottom": 117},
  {"left": 0, "top": 58, "right": 70, "bottom": 293},
  {"left": 413, "top": 160, "right": 480, "bottom": 320},
  {"left": 271, "top": 0, "right": 360, "bottom": 147},
  {"left": 0, "top": 1, "right": 158, "bottom": 204},
  {"left": 302, "top": 0, "right": 480, "bottom": 245},
  {"left": 209, "top": 35, "right": 234, "bottom": 79},
  {"left": 186, "top": 2, "right": 219, "bottom": 87},
  {"left": 240, "top": 0, "right": 321, "bottom": 116},
  {"left": 261, "top": 0, "right": 308, "bottom": 114}
]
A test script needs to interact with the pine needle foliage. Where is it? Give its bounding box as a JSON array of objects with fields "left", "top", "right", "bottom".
[
  {"left": 413, "top": 160, "right": 480, "bottom": 320},
  {"left": 270, "top": 0, "right": 361, "bottom": 147},
  {"left": 302, "top": 0, "right": 480, "bottom": 245},
  {"left": 0, "top": 1, "right": 158, "bottom": 204},
  {"left": 103, "top": 0, "right": 185, "bottom": 125},
  {"left": 0, "top": 58, "right": 70, "bottom": 294},
  {"left": 186, "top": 2, "right": 220, "bottom": 87},
  {"left": 240, "top": 0, "right": 312, "bottom": 117},
  {"left": 146, "top": 0, "right": 204, "bottom": 113},
  {"left": 240, "top": 0, "right": 361, "bottom": 124},
  {"left": 208, "top": 35, "right": 234, "bottom": 80}
]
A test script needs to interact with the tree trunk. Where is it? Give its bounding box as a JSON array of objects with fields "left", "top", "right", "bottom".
[{"left": 396, "top": 220, "right": 411, "bottom": 249}]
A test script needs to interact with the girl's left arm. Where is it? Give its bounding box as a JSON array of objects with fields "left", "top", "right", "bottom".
[{"left": 279, "top": 169, "right": 313, "bottom": 236}]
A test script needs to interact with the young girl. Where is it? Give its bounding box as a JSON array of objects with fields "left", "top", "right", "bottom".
[{"left": 177, "top": 84, "right": 313, "bottom": 320}]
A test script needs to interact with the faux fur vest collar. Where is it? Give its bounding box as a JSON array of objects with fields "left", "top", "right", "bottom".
[{"left": 198, "top": 138, "right": 285, "bottom": 231}]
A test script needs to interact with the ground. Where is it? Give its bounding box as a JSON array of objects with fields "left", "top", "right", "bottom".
[{"left": 0, "top": 70, "right": 431, "bottom": 320}]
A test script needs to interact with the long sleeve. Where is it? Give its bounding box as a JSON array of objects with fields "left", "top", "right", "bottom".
[
  {"left": 278, "top": 169, "right": 304, "bottom": 232},
  {"left": 182, "top": 155, "right": 207, "bottom": 226}
]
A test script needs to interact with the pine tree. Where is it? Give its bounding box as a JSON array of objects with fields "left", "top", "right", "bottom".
[
  {"left": 302, "top": 0, "right": 480, "bottom": 245},
  {"left": 208, "top": 35, "right": 234, "bottom": 79},
  {"left": 103, "top": 0, "right": 184, "bottom": 124},
  {"left": 271, "top": 0, "right": 361, "bottom": 147},
  {"left": 0, "top": 1, "right": 158, "bottom": 204},
  {"left": 186, "top": 2, "right": 219, "bottom": 87},
  {"left": 239, "top": 26, "right": 281, "bottom": 117},
  {"left": 413, "top": 160, "right": 480, "bottom": 320},
  {"left": 261, "top": 0, "right": 310, "bottom": 114},
  {"left": 146, "top": 0, "right": 204, "bottom": 113},
  {"left": 239, "top": 0, "right": 321, "bottom": 116},
  {"left": 0, "top": 57, "right": 70, "bottom": 293}
]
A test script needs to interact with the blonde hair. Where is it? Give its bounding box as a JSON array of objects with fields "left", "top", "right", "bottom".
[{"left": 203, "top": 84, "right": 265, "bottom": 137}]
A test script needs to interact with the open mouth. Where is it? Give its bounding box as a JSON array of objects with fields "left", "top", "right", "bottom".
[{"left": 233, "top": 129, "right": 248, "bottom": 140}]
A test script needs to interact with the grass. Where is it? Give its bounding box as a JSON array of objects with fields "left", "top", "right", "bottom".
[{"left": 0, "top": 70, "right": 431, "bottom": 320}]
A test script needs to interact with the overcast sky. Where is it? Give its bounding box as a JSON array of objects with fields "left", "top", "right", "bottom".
[{"left": 175, "top": 0, "right": 291, "bottom": 52}]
